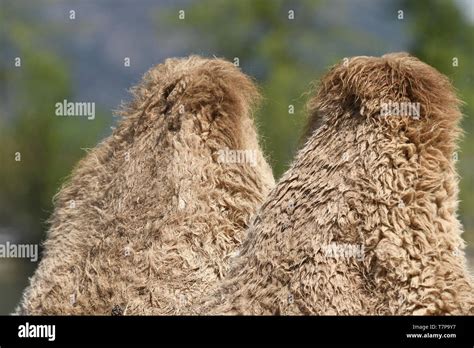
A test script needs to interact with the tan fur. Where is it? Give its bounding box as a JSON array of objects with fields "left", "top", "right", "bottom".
[
  {"left": 16, "top": 56, "right": 275, "bottom": 315},
  {"left": 201, "top": 53, "right": 474, "bottom": 315}
]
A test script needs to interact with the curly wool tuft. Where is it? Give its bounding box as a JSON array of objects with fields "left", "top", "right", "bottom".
[{"left": 16, "top": 56, "right": 275, "bottom": 315}]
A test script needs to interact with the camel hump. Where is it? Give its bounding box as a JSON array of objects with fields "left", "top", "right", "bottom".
[
  {"left": 304, "top": 52, "right": 462, "bottom": 153},
  {"left": 118, "top": 56, "right": 261, "bottom": 131}
]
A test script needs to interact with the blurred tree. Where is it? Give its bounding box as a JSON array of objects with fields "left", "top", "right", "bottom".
[
  {"left": 402, "top": 0, "right": 474, "bottom": 245},
  {"left": 0, "top": 2, "right": 108, "bottom": 242}
]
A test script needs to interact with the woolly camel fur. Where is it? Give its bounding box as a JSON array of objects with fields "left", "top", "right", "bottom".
[
  {"left": 201, "top": 53, "right": 474, "bottom": 315},
  {"left": 16, "top": 56, "right": 275, "bottom": 315}
]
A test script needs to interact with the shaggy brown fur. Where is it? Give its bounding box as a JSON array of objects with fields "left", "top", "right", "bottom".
[
  {"left": 201, "top": 53, "right": 474, "bottom": 315},
  {"left": 16, "top": 56, "right": 275, "bottom": 315}
]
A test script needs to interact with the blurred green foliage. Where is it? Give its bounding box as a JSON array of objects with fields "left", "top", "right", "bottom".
[{"left": 0, "top": 4, "right": 108, "bottom": 239}]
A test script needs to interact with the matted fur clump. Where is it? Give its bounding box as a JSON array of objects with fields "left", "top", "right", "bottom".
[
  {"left": 201, "top": 53, "right": 474, "bottom": 315},
  {"left": 16, "top": 56, "right": 275, "bottom": 315}
]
